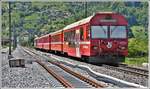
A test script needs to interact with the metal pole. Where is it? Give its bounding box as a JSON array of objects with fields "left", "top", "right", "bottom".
[
  {"left": 8, "top": 2, "right": 12, "bottom": 56},
  {"left": 13, "top": 22, "right": 17, "bottom": 49},
  {"left": 84, "top": 2, "right": 87, "bottom": 17}
]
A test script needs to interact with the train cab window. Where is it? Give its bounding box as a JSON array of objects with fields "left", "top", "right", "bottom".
[
  {"left": 91, "top": 26, "right": 108, "bottom": 38},
  {"left": 110, "top": 26, "right": 126, "bottom": 38},
  {"left": 80, "top": 28, "right": 84, "bottom": 40}
]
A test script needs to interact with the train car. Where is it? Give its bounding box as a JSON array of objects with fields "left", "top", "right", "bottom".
[
  {"left": 35, "top": 12, "right": 128, "bottom": 64},
  {"left": 42, "top": 34, "right": 51, "bottom": 51},
  {"left": 62, "top": 12, "right": 128, "bottom": 64},
  {"left": 50, "top": 30, "right": 63, "bottom": 52},
  {"left": 34, "top": 37, "right": 43, "bottom": 49},
  {"left": 35, "top": 34, "right": 51, "bottom": 51}
]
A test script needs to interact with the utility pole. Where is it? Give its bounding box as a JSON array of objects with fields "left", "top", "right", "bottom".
[
  {"left": 8, "top": 2, "right": 12, "bottom": 56},
  {"left": 13, "top": 21, "right": 17, "bottom": 49},
  {"left": 84, "top": 1, "right": 87, "bottom": 18}
]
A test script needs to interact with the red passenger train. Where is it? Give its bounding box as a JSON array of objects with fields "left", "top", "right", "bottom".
[{"left": 34, "top": 12, "right": 128, "bottom": 64}]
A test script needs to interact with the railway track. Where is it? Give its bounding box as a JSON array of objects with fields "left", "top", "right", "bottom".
[
  {"left": 50, "top": 61, "right": 105, "bottom": 88},
  {"left": 28, "top": 47, "right": 149, "bottom": 78},
  {"left": 119, "top": 65, "right": 148, "bottom": 74},
  {"left": 22, "top": 47, "right": 106, "bottom": 88},
  {"left": 102, "top": 64, "right": 148, "bottom": 78},
  {"left": 34, "top": 48, "right": 148, "bottom": 78},
  {"left": 21, "top": 47, "right": 148, "bottom": 87},
  {"left": 36, "top": 60, "right": 73, "bottom": 88}
]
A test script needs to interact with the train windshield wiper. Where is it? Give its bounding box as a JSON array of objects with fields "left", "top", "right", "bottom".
[
  {"left": 110, "top": 26, "right": 117, "bottom": 35},
  {"left": 99, "top": 26, "right": 107, "bottom": 34}
]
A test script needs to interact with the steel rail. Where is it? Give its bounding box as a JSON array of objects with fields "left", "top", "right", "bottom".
[
  {"left": 120, "top": 66, "right": 148, "bottom": 74},
  {"left": 22, "top": 47, "right": 73, "bottom": 88},
  {"left": 24, "top": 47, "right": 148, "bottom": 78},
  {"left": 103, "top": 65, "right": 148, "bottom": 78},
  {"left": 50, "top": 61, "right": 106, "bottom": 88},
  {"left": 23, "top": 47, "right": 106, "bottom": 88},
  {"left": 36, "top": 60, "right": 73, "bottom": 88}
]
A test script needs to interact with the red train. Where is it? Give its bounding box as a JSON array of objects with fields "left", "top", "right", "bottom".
[{"left": 34, "top": 12, "right": 128, "bottom": 64}]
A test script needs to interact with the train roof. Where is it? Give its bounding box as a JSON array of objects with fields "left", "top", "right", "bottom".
[
  {"left": 63, "top": 12, "right": 117, "bottom": 30},
  {"left": 35, "top": 29, "right": 63, "bottom": 40},
  {"left": 35, "top": 12, "right": 119, "bottom": 40},
  {"left": 35, "top": 33, "right": 51, "bottom": 40},
  {"left": 50, "top": 29, "right": 63, "bottom": 35},
  {"left": 63, "top": 15, "right": 93, "bottom": 30}
]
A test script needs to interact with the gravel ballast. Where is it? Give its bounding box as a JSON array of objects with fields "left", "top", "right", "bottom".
[{"left": 1, "top": 47, "right": 63, "bottom": 88}]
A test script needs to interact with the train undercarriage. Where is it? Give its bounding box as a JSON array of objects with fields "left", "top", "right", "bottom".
[
  {"left": 82, "top": 55, "right": 125, "bottom": 65},
  {"left": 35, "top": 47, "right": 125, "bottom": 66}
]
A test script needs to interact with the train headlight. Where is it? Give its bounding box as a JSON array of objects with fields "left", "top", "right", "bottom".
[
  {"left": 121, "top": 46, "right": 126, "bottom": 50},
  {"left": 119, "top": 46, "right": 126, "bottom": 50}
]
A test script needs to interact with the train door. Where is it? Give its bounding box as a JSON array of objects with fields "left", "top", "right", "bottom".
[{"left": 75, "top": 30, "right": 81, "bottom": 57}]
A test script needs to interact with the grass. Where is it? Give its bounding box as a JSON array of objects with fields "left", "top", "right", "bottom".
[{"left": 124, "top": 56, "right": 148, "bottom": 66}]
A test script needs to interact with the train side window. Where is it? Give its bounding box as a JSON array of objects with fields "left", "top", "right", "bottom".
[
  {"left": 64, "top": 32, "right": 67, "bottom": 41},
  {"left": 80, "top": 27, "right": 84, "bottom": 41}
]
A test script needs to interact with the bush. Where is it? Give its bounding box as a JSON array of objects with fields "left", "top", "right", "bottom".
[{"left": 128, "top": 26, "right": 148, "bottom": 57}]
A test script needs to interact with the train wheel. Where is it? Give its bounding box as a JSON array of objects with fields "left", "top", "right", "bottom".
[
  {"left": 81, "top": 57, "right": 85, "bottom": 62},
  {"left": 110, "top": 63, "right": 119, "bottom": 67},
  {"left": 111, "top": 56, "right": 125, "bottom": 66},
  {"left": 82, "top": 57, "right": 89, "bottom": 63},
  {"left": 120, "top": 56, "right": 125, "bottom": 62}
]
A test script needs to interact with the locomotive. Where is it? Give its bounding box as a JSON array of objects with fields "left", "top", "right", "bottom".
[{"left": 34, "top": 12, "right": 128, "bottom": 64}]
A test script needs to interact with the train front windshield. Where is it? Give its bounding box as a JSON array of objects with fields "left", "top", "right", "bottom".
[{"left": 91, "top": 26, "right": 127, "bottom": 39}]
